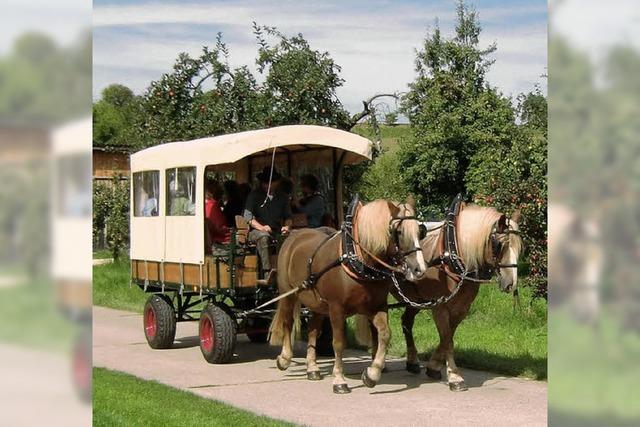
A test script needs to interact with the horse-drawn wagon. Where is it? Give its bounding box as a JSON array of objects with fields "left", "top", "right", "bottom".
[{"left": 130, "top": 125, "right": 375, "bottom": 363}]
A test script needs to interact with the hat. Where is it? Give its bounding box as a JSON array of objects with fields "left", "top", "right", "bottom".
[{"left": 256, "top": 166, "right": 282, "bottom": 183}]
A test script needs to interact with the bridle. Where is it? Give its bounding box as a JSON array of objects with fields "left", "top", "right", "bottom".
[
  {"left": 487, "top": 217, "right": 521, "bottom": 274},
  {"left": 388, "top": 209, "right": 425, "bottom": 260}
]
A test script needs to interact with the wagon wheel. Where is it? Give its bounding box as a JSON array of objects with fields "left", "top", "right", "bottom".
[
  {"left": 143, "top": 294, "right": 177, "bottom": 349},
  {"left": 199, "top": 304, "right": 237, "bottom": 363},
  {"left": 246, "top": 317, "right": 270, "bottom": 343},
  {"left": 71, "top": 328, "right": 92, "bottom": 402}
]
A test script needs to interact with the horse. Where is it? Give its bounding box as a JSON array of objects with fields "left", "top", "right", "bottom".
[
  {"left": 390, "top": 203, "right": 523, "bottom": 391},
  {"left": 548, "top": 203, "right": 602, "bottom": 326},
  {"left": 268, "top": 196, "right": 427, "bottom": 394}
]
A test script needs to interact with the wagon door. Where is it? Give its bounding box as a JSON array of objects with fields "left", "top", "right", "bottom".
[
  {"left": 130, "top": 170, "right": 164, "bottom": 268},
  {"left": 163, "top": 166, "right": 204, "bottom": 268}
]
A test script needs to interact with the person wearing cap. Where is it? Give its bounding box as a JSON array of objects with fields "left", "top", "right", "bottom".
[{"left": 243, "top": 166, "right": 292, "bottom": 282}]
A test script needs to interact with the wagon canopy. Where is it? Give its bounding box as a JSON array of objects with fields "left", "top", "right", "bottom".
[{"left": 130, "top": 125, "right": 373, "bottom": 171}]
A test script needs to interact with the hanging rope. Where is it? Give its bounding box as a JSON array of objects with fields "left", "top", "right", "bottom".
[{"left": 260, "top": 146, "right": 277, "bottom": 208}]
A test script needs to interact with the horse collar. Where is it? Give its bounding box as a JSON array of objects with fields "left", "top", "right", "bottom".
[
  {"left": 340, "top": 195, "right": 393, "bottom": 281},
  {"left": 440, "top": 193, "right": 467, "bottom": 277}
]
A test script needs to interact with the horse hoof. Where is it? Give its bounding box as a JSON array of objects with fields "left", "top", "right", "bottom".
[
  {"left": 307, "top": 371, "right": 322, "bottom": 381},
  {"left": 276, "top": 356, "right": 290, "bottom": 371},
  {"left": 333, "top": 383, "right": 351, "bottom": 394},
  {"left": 406, "top": 362, "right": 421, "bottom": 374},
  {"left": 425, "top": 367, "right": 442, "bottom": 380},
  {"left": 362, "top": 369, "right": 377, "bottom": 388},
  {"left": 449, "top": 381, "right": 468, "bottom": 392}
]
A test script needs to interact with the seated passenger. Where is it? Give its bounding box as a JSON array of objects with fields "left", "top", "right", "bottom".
[
  {"left": 244, "top": 166, "right": 292, "bottom": 281},
  {"left": 222, "top": 180, "right": 244, "bottom": 227},
  {"left": 205, "top": 180, "right": 229, "bottom": 245},
  {"left": 169, "top": 182, "right": 195, "bottom": 216},
  {"left": 292, "top": 174, "right": 325, "bottom": 228}
]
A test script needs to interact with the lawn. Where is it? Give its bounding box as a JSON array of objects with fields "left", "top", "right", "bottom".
[
  {"left": 0, "top": 278, "right": 75, "bottom": 352},
  {"left": 548, "top": 309, "right": 640, "bottom": 422},
  {"left": 93, "top": 368, "right": 293, "bottom": 426},
  {"left": 94, "top": 259, "right": 547, "bottom": 379},
  {"left": 386, "top": 284, "right": 547, "bottom": 379}
]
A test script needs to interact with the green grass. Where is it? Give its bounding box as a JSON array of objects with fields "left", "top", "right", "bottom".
[
  {"left": 94, "top": 260, "right": 547, "bottom": 379},
  {"left": 549, "top": 309, "right": 640, "bottom": 421},
  {"left": 93, "top": 249, "right": 114, "bottom": 259},
  {"left": 385, "top": 285, "right": 547, "bottom": 379},
  {"left": 0, "top": 279, "right": 74, "bottom": 352},
  {"left": 93, "top": 258, "right": 148, "bottom": 313},
  {"left": 94, "top": 368, "right": 293, "bottom": 426}
]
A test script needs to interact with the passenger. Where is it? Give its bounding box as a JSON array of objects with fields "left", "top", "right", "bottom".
[
  {"left": 205, "top": 180, "right": 229, "bottom": 245},
  {"left": 244, "top": 166, "right": 292, "bottom": 281},
  {"left": 141, "top": 180, "right": 158, "bottom": 217},
  {"left": 170, "top": 185, "right": 195, "bottom": 216},
  {"left": 222, "top": 180, "right": 244, "bottom": 227},
  {"left": 292, "top": 174, "right": 325, "bottom": 228}
]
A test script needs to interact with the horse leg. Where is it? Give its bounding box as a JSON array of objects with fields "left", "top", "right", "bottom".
[
  {"left": 305, "top": 313, "right": 323, "bottom": 381},
  {"left": 402, "top": 307, "right": 421, "bottom": 374},
  {"left": 444, "top": 311, "right": 469, "bottom": 392},
  {"left": 362, "top": 310, "right": 390, "bottom": 388},
  {"left": 425, "top": 306, "right": 448, "bottom": 381},
  {"left": 275, "top": 296, "right": 295, "bottom": 371},
  {"left": 369, "top": 320, "right": 388, "bottom": 373},
  {"left": 329, "top": 305, "right": 350, "bottom": 394}
]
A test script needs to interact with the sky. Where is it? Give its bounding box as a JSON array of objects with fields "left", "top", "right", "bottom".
[{"left": 92, "top": 0, "right": 548, "bottom": 113}]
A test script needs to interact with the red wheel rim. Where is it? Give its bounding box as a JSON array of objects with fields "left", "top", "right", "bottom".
[
  {"left": 200, "top": 315, "right": 214, "bottom": 353},
  {"left": 72, "top": 345, "right": 90, "bottom": 391},
  {"left": 144, "top": 306, "right": 157, "bottom": 339}
]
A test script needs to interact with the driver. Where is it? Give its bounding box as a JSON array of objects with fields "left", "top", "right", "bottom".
[{"left": 243, "top": 166, "right": 292, "bottom": 283}]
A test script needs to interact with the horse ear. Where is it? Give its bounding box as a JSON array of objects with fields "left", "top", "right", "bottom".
[
  {"left": 405, "top": 194, "right": 416, "bottom": 208},
  {"left": 511, "top": 209, "right": 522, "bottom": 225},
  {"left": 497, "top": 214, "right": 508, "bottom": 232}
]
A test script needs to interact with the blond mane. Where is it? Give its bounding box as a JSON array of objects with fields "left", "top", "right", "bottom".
[
  {"left": 356, "top": 200, "right": 393, "bottom": 256},
  {"left": 457, "top": 204, "right": 522, "bottom": 270}
]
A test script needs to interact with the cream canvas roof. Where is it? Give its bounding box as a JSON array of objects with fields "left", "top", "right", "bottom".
[{"left": 131, "top": 125, "right": 373, "bottom": 171}]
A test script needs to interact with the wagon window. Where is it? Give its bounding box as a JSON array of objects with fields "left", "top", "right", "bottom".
[
  {"left": 166, "top": 167, "right": 196, "bottom": 216},
  {"left": 132, "top": 171, "right": 160, "bottom": 217}
]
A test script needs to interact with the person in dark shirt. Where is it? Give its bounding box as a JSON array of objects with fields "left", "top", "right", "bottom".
[
  {"left": 243, "top": 166, "right": 292, "bottom": 280},
  {"left": 222, "top": 180, "right": 244, "bottom": 227},
  {"left": 292, "top": 174, "right": 325, "bottom": 228}
]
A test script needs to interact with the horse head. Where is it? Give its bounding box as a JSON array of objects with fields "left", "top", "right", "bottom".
[{"left": 487, "top": 210, "right": 524, "bottom": 293}]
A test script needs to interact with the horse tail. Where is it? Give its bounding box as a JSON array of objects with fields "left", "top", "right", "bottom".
[
  {"left": 354, "top": 314, "right": 372, "bottom": 347},
  {"left": 268, "top": 296, "right": 301, "bottom": 347}
]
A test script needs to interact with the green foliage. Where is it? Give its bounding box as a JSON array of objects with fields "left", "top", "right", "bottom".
[
  {"left": 0, "top": 163, "right": 49, "bottom": 277},
  {"left": 384, "top": 111, "right": 398, "bottom": 126},
  {"left": 466, "top": 89, "right": 548, "bottom": 295},
  {"left": 398, "top": 1, "right": 547, "bottom": 296},
  {"left": 133, "top": 27, "right": 354, "bottom": 147},
  {"left": 0, "top": 32, "right": 91, "bottom": 122},
  {"left": 399, "top": 1, "right": 515, "bottom": 217},
  {"left": 93, "top": 84, "right": 142, "bottom": 150},
  {"left": 93, "top": 177, "right": 129, "bottom": 260}
]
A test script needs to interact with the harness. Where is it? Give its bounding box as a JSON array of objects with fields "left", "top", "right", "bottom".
[{"left": 303, "top": 194, "right": 411, "bottom": 289}]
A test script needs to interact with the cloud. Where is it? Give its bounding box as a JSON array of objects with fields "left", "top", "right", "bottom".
[{"left": 93, "top": 0, "right": 548, "bottom": 110}]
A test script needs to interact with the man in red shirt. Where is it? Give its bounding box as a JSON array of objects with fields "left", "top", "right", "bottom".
[{"left": 205, "top": 181, "right": 229, "bottom": 249}]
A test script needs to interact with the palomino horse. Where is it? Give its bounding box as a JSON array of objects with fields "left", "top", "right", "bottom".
[
  {"left": 392, "top": 203, "right": 523, "bottom": 391},
  {"left": 269, "top": 197, "right": 427, "bottom": 394}
]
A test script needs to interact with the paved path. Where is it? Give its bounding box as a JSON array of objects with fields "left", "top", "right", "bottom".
[
  {"left": 0, "top": 343, "right": 91, "bottom": 426},
  {"left": 93, "top": 306, "right": 547, "bottom": 426}
]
